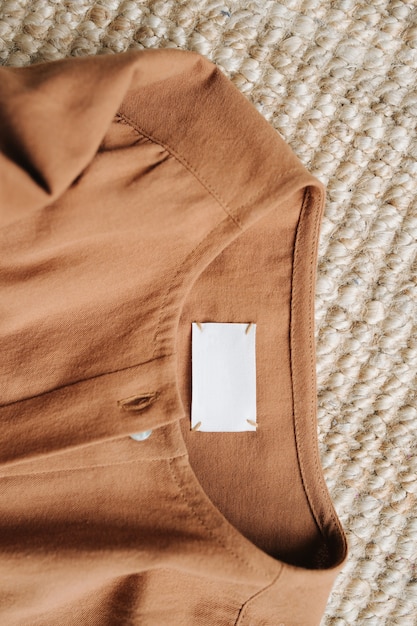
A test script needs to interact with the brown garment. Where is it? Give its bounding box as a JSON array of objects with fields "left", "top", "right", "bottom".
[{"left": 0, "top": 48, "right": 348, "bottom": 625}]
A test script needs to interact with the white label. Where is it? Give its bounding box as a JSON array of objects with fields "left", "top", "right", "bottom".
[{"left": 191, "top": 322, "right": 257, "bottom": 432}]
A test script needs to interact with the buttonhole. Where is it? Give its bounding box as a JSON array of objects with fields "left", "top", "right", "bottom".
[{"left": 117, "top": 391, "right": 160, "bottom": 412}]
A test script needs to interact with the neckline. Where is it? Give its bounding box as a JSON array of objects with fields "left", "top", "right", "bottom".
[{"left": 165, "top": 180, "right": 348, "bottom": 581}]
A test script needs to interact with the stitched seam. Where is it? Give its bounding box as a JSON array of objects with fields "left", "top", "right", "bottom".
[
  {"left": 306, "top": 188, "right": 344, "bottom": 539},
  {"left": 0, "top": 453, "right": 189, "bottom": 479},
  {"left": 116, "top": 112, "right": 303, "bottom": 225},
  {"left": 290, "top": 187, "right": 323, "bottom": 536},
  {"left": 0, "top": 353, "right": 171, "bottom": 408},
  {"left": 116, "top": 112, "right": 243, "bottom": 230},
  {"left": 291, "top": 186, "right": 341, "bottom": 543},
  {"left": 234, "top": 569, "right": 284, "bottom": 626},
  {"left": 167, "top": 457, "right": 267, "bottom": 579}
]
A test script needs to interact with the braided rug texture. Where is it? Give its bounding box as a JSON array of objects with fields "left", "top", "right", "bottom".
[{"left": 0, "top": 1, "right": 416, "bottom": 624}]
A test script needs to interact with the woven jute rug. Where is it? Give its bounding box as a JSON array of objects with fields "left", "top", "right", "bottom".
[{"left": 1, "top": 1, "right": 416, "bottom": 624}]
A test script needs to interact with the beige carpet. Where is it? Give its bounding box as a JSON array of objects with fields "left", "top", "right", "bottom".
[{"left": 1, "top": 1, "right": 416, "bottom": 624}]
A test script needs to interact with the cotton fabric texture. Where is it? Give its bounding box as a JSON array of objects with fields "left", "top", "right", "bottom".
[{"left": 0, "top": 48, "right": 348, "bottom": 625}]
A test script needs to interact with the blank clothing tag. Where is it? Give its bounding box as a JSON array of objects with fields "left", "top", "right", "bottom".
[{"left": 191, "top": 322, "right": 257, "bottom": 432}]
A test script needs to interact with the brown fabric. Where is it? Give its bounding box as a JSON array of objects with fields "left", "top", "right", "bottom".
[{"left": 0, "top": 48, "right": 348, "bottom": 625}]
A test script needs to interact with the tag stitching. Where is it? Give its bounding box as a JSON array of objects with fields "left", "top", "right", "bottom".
[{"left": 191, "top": 322, "right": 257, "bottom": 432}]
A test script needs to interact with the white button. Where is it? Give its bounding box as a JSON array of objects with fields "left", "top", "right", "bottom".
[{"left": 129, "top": 430, "right": 153, "bottom": 441}]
